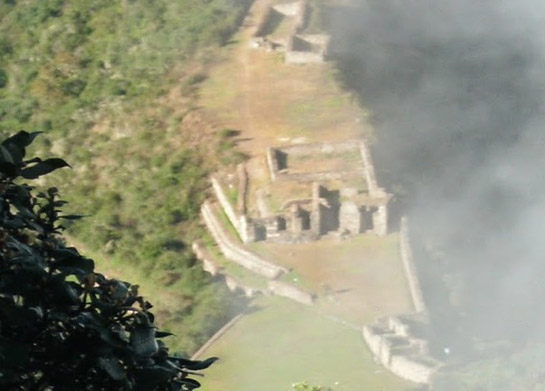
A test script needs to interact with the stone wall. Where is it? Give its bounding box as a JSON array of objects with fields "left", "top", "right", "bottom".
[
  {"left": 192, "top": 241, "right": 221, "bottom": 276},
  {"left": 211, "top": 176, "right": 241, "bottom": 235},
  {"left": 273, "top": 1, "right": 303, "bottom": 17},
  {"left": 399, "top": 217, "right": 426, "bottom": 313},
  {"left": 357, "top": 141, "right": 380, "bottom": 195},
  {"left": 285, "top": 33, "right": 330, "bottom": 64},
  {"left": 268, "top": 280, "right": 314, "bottom": 305},
  {"left": 273, "top": 140, "right": 360, "bottom": 156},
  {"left": 252, "top": 3, "right": 274, "bottom": 39},
  {"left": 267, "top": 141, "right": 365, "bottom": 183},
  {"left": 285, "top": 50, "right": 326, "bottom": 64},
  {"left": 191, "top": 313, "right": 245, "bottom": 360},
  {"left": 362, "top": 220, "right": 436, "bottom": 384},
  {"left": 224, "top": 275, "right": 263, "bottom": 298},
  {"left": 192, "top": 239, "right": 317, "bottom": 305},
  {"left": 251, "top": 1, "right": 307, "bottom": 49},
  {"left": 265, "top": 140, "right": 390, "bottom": 235},
  {"left": 339, "top": 201, "right": 363, "bottom": 234},
  {"left": 371, "top": 204, "right": 388, "bottom": 236},
  {"left": 276, "top": 170, "right": 363, "bottom": 183},
  {"left": 211, "top": 176, "right": 259, "bottom": 244},
  {"left": 237, "top": 163, "right": 248, "bottom": 215},
  {"left": 362, "top": 317, "right": 439, "bottom": 385},
  {"left": 201, "top": 201, "right": 288, "bottom": 279}
]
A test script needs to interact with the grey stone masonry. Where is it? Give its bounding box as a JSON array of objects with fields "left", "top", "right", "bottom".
[
  {"left": 201, "top": 201, "right": 288, "bottom": 279},
  {"left": 363, "top": 314, "right": 441, "bottom": 385}
]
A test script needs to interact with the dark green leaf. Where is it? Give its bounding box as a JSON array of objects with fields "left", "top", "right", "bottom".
[
  {"left": 98, "top": 357, "right": 127, "bottom": 381},
  {"left": 0, "top": 145, "right": 14, "bottom": 164},
  {"left": 21, "top": 158, "right": 70, "bottom": 179},
  {"left": 177, "top": 378, "right": 201, "bottom": 390},
  {"left": 174, "top": 357, "right": 218, "bottom": 371},
  {"left": 130, "top": 326, "right": 158, "bottom": 356},
  {"left": 155, "top": 331, "right": 174, "bottom": 338},
  {"left": 59, "top": 214, "right": 86, "bottom": 220},
  {"left": 2, "top": 131, "right": 42, "bottom": 149}
]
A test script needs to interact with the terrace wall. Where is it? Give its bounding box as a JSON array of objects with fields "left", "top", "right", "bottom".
[
  {"left": 357, "top": 141, "right": 380, "bottom": 196},
  {"left": 285, "top": 50, "right": 327, "bottom": 64},
  {"left": 252, "top": 3, "right": 274, "bottom": 39},
  {"left": 362, "top": 323, "right": 438, "bottom": 385},
  {"left": 191, "top": 313, "right": 245, "bottom": 360},
  {"left": 268, "top": 280, "right": 314, "bottom": 305},
  {"left": 285, "top": 33, "right": 330, "bottom": 64},
  {"left": 274, "top": 1, "right": 303, "bottom": 17},
  {"left": 399, "top": 217, "right": 426, "bottom": 313},
  {"left": 192, "top": 241, "right": 221, "bottom": 276},
  {"left": 201, "top": 201, "right": 287, "bottom": 279},
  {"left": 267, "top": 141, "right": 365, "bottom": 182},
  {"left": 237, "top": 163, "right": 248, "bottom": 215}
]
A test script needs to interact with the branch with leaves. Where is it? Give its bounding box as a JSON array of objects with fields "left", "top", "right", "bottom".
[{"left": 0, "top": 131, "right": 216, "bottom": 391}]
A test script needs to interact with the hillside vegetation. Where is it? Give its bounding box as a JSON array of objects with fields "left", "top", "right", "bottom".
[{"left": 0, "top": 0, "right": 251, "bottom": 355}]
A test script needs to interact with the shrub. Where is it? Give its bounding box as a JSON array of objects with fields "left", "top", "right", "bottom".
[
  {"left": 0, "top": 69, "right": 7, "bottom": 88},
  {"left": 0, "top": 131, "right": 216, "bottom": 390}
]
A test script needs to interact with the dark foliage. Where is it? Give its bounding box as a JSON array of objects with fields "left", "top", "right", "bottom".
[{"left": 0, "top": 131, "right": 216, "bottom": 390}]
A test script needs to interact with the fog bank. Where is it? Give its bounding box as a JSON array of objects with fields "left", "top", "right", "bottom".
[{"left": 329, "top": 0, "right": 545, "bottom": 350}]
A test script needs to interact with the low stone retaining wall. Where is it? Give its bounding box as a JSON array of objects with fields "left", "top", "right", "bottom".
[
  {"left": 211, "top": 176, "right": 258, "bottom": 243},
  {"left": 362, "top": 220, "right": 436, "bottom": 384},
  {"left": 268, "top": 280, "right": 314, "bottom": 305},
  {"left": 357, "top": 141, "right": 379, "bottom": 196},
  {"left": 237, "top": 163, "right": 248, "bottom": 215},
  {"left": 211, "top": 176, "right": 242, "bottom": 237},
  {"left": 252, "top": 2, "right": 274, "bottom": 39},
  {"left": 363, "top": 321, "right": 438, "bottom": 385},
  {"left": 224, "top": 275, "right": 263, "bottom": 298},
  {"left": 201, "top": 201, "right": 288, "bottom": 279},
  {"left": 192, "top": 241, "right": 221, "bottom": 276},
  {"left": 193, "top": 241, "right": 315, "bottom": 305},
  {"left": 266, "top": 147, "right": 279, "bottom": 181},
  {"left": 285, "top": 50, "right": 326, "bottom": 64},
  {"left": 399, "top": 217, "right": 426, "bottom": 313},
  {"left": 274, "top": 170, "right": 363, "bottom": 183},
  {"left": 191, "top": 313, "right": 244, "bottom": 360},
  {"left": 274, "top": 140, "right": 360, "bottom": 156},
  {"left": 267, "top": 141, "right": 367, "bottom": 183}
]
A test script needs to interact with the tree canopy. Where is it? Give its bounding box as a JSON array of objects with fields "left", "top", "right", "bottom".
[{"left": 0, "top": 131, "right": 215, "bottom": 390}]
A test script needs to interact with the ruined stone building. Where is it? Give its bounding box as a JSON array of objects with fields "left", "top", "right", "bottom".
[
  {"left": 250, "top": 0, "right": 331, "bottom": 64},
  {"left": 211, "top": 140, "right": 391, "bottom": 244}
]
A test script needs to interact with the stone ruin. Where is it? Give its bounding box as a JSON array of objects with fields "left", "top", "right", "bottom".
[
  {"left": 363, "top": 313, "right": 442, "bottom": 385},
  {"left": 250, "top": 0, "right": 330, "bottom": 64},
  {"left": 211, "top": 140, "right": 390, "bottom": 244},
  {"left": 362, "top": 218, "right": 442, "bottom": 386}
]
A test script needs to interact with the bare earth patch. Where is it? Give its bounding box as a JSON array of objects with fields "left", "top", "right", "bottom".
[{"left": 251, "top": 234, "right": 413, "bottom": 325}]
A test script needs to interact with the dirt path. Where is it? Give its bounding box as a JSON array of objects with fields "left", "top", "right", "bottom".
[{"left": 199, "top": 0, "right": 371, "bottom": 156}]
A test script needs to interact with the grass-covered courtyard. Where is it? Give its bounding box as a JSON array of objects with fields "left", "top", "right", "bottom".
[{"left": 197, "top": 295, "right": 412, "bottom": 391}]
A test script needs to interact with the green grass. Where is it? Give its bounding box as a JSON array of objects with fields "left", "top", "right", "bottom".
[
  {"left": 213, "top": 203, "right": 243, "bottom": 242},
  {"left": 198, "top": 295, "right": 412, "bottom": 391},
  {"left": 0, "top": 0, "right": 254, "bottom": 357}
]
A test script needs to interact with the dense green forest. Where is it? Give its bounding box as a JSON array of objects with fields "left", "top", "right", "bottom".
[{"left": 0, "top": 0, "right": 251, "bottom": 355}]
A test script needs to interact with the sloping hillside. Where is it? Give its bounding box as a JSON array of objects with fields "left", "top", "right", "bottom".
[{"left": 0, "top": 0, "right": 252, "bottom": 355}]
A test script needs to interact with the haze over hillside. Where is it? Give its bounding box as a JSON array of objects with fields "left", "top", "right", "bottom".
[
  {"left": 331, "top": 0, "right": 545, "bottom": 387},
  {"left": 2, "top": 0, "right": 545, "bottom": 389}
]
